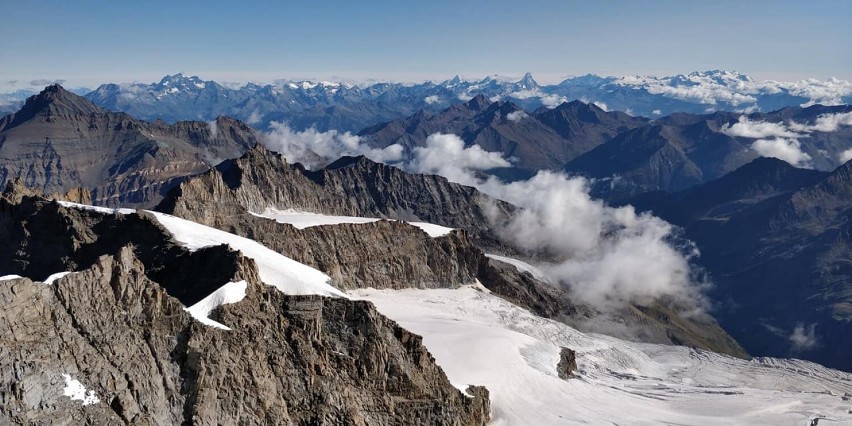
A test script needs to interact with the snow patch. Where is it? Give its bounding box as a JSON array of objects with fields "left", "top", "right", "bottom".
[
  {"left": 43, "top": 271, "right": 72, "bottom": 284},
  {"left": 485, "top": 253, "right": 550, "bottom": 283},
  {"left": 184, "top": 281, "right": 247, "bottom": 330},
  {"left": 62, "top": 374, "right": 100, "bottom": 406},
  {"left": 148, "top": 211, "right": 345, "bottom": 298},
  {"left": 0, "top": 274, "right": 23, "bottom": 281},
  {"left": 250, "top": 208, "right": 454, "bottom": 238},
  {"left": 56, "top": 201, "right": 135, "bottom": 215}
]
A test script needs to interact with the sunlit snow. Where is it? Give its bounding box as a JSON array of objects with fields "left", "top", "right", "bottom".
[
  {"left": 61, "top": 374, "right": 100, "bottom": 406},
  {"left": 250, "top": 208, "right": 455, "bottom": 238},
  {"left": 184, "top": 281, "right": 247, "bottom": 330},
  {"left": 149, "top": 211, "right": 345, "bottom": 298},
  {"left": 353, "top": 286, "right": 852, "bottom": 425}
]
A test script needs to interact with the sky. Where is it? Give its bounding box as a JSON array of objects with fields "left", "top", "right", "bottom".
[{"left": 2, "top": 0, "right": 850, "bottom": 90}]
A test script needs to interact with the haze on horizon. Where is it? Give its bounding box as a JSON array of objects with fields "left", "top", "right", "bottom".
[{"left": 2, "top": 0, "right": 850, "bottom": 91}]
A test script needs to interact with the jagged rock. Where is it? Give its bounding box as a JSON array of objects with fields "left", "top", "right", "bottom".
[
  {"left": 0, "top": 85, "right": 257, "bottom": 208},
  {"left": 157, "top": 144, "right": 513, "bottom": 240},
  {"left": 206, "top": 212, "right": 483, "bottom": 290},
  {"left": 0, "top": 192, "right": 491, "bottom": 425},
  {"left": 557, "top": 348, "right": 578, "bottom": 379}
]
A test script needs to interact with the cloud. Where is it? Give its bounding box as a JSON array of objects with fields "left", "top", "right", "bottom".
[
  {"left": 839, "top": 148, "right": 852, "bottom": 163},
  {"left": 720, "top": 116, "right": 798, "bottom": 139},
  {"left": 789, "top": 323, "right": 818, "bottom": 351},
  {"left": 246, "top": 110, "right": 262, "bottom": 125},
  {"left": 720, "top": 112, "right": 852, "bottom": 167},
  {"left": 793, "top": 111, "right": 852, "bottom": 133},
  {"left": 404, "top": 135, "right": 707, "bottom": 310},
  {"left": 509, "top": 89, "right": 567, "bottom": 109},
  {"left": 506, "top": 110, "right": 528, "bottom": 122},
  {"left": 262, "top": 122, "right": 403, "bottom": 170},
  {"left": 29, "top": 79, "right": 66, "bottom": 87},
  {"left": 652, "top": 109, "right": 662, "bottom": 116},
  {"left": 406, "top": 133, "right": 510, "bottom": 183},
  {"left": 207, "top": 120, "right": 218, "bottom": 138},
  {"left": 424, "top": 95, "right": 439, "bottom": 104},
  {"left": 751, "top": 138, "right": 812, "bottom": 167}
]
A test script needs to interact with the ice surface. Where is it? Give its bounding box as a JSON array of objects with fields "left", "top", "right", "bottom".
[
  {"left": 251, "top": 208, "right": 454, "bottom": 237},
  {"left": 184, "top": 281, "right": 247, "bottom": 330},
  {"left": 353, "top": 286, "right": 852, "bottom": 425}
]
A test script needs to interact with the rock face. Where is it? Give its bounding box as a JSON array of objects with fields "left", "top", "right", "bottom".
[
  {"left": 557, "top": 348, "right": 578, "bottom": 379},
  {"left": 194, "top": 210, "right": 485, "bottom": 291},
  {"left": 0, "top": 189, "right": 491, "bottom": 425},
  {"left": 0, "top": 85, "right": 257, "bottom": 208},
  {"left": 157, "top": 144, "right": 512, "bottom": 239}
]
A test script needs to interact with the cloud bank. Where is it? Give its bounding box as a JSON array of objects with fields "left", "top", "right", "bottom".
[
  {"left": 720, "top": 112, "right": 852, "bottom": 167},
  {"left": 262, "top": 122, "right": 403, "bottom": 170}
]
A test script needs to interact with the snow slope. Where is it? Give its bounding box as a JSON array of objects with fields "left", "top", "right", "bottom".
[
  {"left": 353, "top": 286, "right": 852, "bottom": 425},
  {"left": 250, "top": 208, "right": 455, "bottom": 238},
  {"left": 485, "top": 253, "right": 551, "bottom": 283},
  {"left": 184, "top": 281, "right": 247, "bottom": 330},
  {"left": 149, "top": 211, "right": 345, "bottom": 298}
]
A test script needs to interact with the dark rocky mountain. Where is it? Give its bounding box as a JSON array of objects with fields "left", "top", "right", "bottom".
[
  {"left": 0, "top": 85, "right": 257, "bottom": 207},
  {"left": 358, "top": 96, "right": 648, "bottom": 180},
  {"left": 0, "top": 183, "right": 491, "bottom": 425},
  {"left": 632, "top": 158, "right": 852, "bottom": 371},
  {"left": 157, "top": 144, "right": 514, "bottom": 239},
  {"left": 567, "top": 105, "right": 852, "bottom": 201}
]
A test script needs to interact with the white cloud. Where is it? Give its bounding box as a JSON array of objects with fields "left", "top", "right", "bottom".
[
  {"left": 207, "top": 120, "right": 218, "bottom": 138},
  {"left": 750, "top": 138, "right": 812, "bottom": 167},
  {"left": 720, "top": 116, "right": 798, "bottom": 139},
  {"left": 407, "top": 133, "right": 510, "bottom": 183},
  {"left": 405, "top": 135, "right": 707, "bottom": 310},
  {"left": 262, "top": 122, "right": 403, "bottom": 170},
  {"left": 789, "top": 323, "right": 818, "bottom": 351},
  {"left": 506, "top": 110, "right": 528, "bottom": 122},
  {"left": 652, "top": 109, "right": 662, "bottom": 116},
  {"left": 246, "top": 110, "right": 262, "bottom": 125},
  {"left": 839, "top": 148, "right": 852, "bottom": 163},
  {"left": 509, "top": 89, "right": 567, "bottom": 109},
  {"left": 721, "top": 112, "right": 852, "bottom": 167},
  {"left": 424, "top": 95, "right": 439, "bottom": 104}
]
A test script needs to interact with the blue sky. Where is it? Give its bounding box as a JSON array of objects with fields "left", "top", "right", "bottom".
[{"left": 2, "top": 0, "right": 850, "bottom": 90}]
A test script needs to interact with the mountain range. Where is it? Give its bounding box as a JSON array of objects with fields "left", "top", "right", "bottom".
[
  {"left": 3, "top": 70, "right": 851, "bottom": 133},
  {"left": 0, "top": 84, "right": 851, "bottom": 423}
]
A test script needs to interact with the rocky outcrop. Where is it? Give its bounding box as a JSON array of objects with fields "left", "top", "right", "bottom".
[
  {"left": 203, "top": 212, "right": 483, "bottom": 291},
  {"left": 0, "top": 189, "right": 491, "bottom": 425},
  {"left": 557, "top": 348, "right": 578, "bottom": 379},
  {"left": 0, "top": 85, "right": 257, "bottom": 208},
  {"left": 157, "top": 144, "right": 512, "bottom": 239}
]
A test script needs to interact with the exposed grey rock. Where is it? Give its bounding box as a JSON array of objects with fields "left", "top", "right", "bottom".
[
  {"left": 157, "top": 144, "right": 513, "bottom": 240},
  {"left": 0, "top": 190, "right": 491, "bottom": 425},
  {"left": 557, "top": 348, "right": 578, "bottom": 379},
  {"left": 0, "top": 85, "right": 257, "bottom": 208}
]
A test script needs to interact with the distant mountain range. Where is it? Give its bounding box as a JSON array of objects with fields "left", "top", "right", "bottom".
[
  {"left": 2, "top": 70, "right": 851, "bottom": 132},
  {"left": 359, "top": 95, "right": 852, "bottom": 197}
]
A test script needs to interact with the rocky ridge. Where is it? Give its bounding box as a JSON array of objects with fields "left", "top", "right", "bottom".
[
  {"left": 0, "top": 85, "right": 257, "bottom": 208},
  {"left": 0, "top": 185, "right": 490, "bottom": 425}
]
